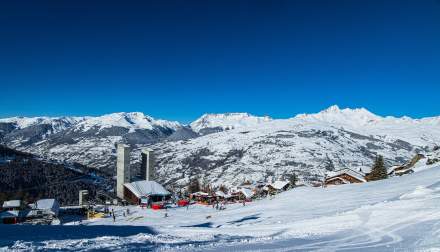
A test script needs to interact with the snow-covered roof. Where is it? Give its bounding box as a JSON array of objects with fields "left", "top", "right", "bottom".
[
  {"left": 0, "top": 210, "right": 19, "bottom": 219},
  {"left": 34, "top": 199, "right": 59, "bottom": 211},
  {"left": 269, "top": 180, "right": 290, "bottom": 190},
  {"left": 215, "top": 191, "right": 226, "bottom": 197},
  {"left": 124, "top": 180, "right": 171, "bottom": 198},
  {"left": 326, "top": 176, "right": 351, "bottom": 185},
  {"left": 2, "top": 200, "right": 21, "bottom": 208},
  {"left": 240, "top": 188, "right": 254, "bottom": 198},
  {"left": 191, "top": 191, "right": 209, "bottom": 197},
  {"left": 327, "top": 168, "right": 366, "bottom": 182}
]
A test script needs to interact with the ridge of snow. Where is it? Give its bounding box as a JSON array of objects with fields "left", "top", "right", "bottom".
[
  {"left": 74, "top": 112, "right": 182, "bottom": 132},
  {"left": 190, "top": 112, "right": 272, "bottom": 132},
  {"left": 0, "top": 116, "right": 89, "bottom": 130},
  {"left": 294, "top": 105, "right": 383, "bottom": 126}
]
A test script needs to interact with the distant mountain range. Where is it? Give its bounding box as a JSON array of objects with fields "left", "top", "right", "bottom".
[{"left": 1, "top": 106, "right": 439, "bottom": 187}]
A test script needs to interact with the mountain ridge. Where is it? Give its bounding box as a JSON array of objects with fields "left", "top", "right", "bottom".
[{"left": 1, "top": 106, "right": 439, "bottom": 187}]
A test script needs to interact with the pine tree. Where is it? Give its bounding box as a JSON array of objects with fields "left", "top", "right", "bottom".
[
  {"left": 188, "top": 177, "right": 200, "bottom": 193},
  {"left": 288, "top": 173, "right": 298, "bottom": 188},
  {"left": 367, "top": 155, "right": 388, "bottom": 181}
]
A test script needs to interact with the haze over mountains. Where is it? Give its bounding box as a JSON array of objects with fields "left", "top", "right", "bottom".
[{"left": 1, "top": 105, "right": 439, "bottom": 187}]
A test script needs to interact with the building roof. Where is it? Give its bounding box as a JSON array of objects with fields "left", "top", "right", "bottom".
[
  {"left": 191, "top": 191, "right": 210, "bottom": 197},
  {"left": 215, "top": 191, "right": 226, "bottom": 197},
  {"left": 0, "top": 210, "right": 19, "bottom": 219},
  {"left": 33, "top": 199, "right": 59, "bottom": 210},
  {"left": 2, "top": 200, "right": 21, "bottom": 208},
  {"left": 240, "top": 188, "right": 254, "bottom": 198},
  {"left": 269, "top": 180, "right": 290, "bottom": 190},
  {"left": 124, "top": 180, "right": 171, "bottom": 198},
  {"left": 327, "top": 168, "right": 366, "bottom": 182}
]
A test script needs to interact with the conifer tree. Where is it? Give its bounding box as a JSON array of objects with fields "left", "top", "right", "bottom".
[
  {"left": 288, "top": 173, "right": 298, "bottom": 188},
  {"left": 188, "top": 177, "right": 200, "bottom": 193},
  {"left": 367, "top": 155, "right": 388, "bottom": 181}
]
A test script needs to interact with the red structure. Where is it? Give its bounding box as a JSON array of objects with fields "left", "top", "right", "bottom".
[{"left": 177, "top": 199, "right": 189, "bottom": 207}]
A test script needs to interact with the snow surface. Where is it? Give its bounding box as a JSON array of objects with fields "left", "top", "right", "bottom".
[
  {"left": 74, "top": 112, "right": 181, "bottom": 133},
  {"left": 2, "top": 165, "right": 440, "bottom": 251},
  {"left": 2, "top": 106, "right": 440, "bottom": 187},
  {"left": 154, "top": 105, "right": 440, "bottom": 186},
  {"left": 190, "top": 113, "right": 272, "bottom": 132},
  {"left": 0, "top": 116, "right": 88, "bottom": 130}
]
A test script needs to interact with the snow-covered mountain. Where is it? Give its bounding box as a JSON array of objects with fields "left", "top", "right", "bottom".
[
  {"left": 0, "top": 112, "right": 184, "bottom": 169},
  {"left": 190, "top": 113, "right": 272, "bottom": 135},
  {"left": 0, "top": 116, "right": 88, "bottom": 147},
  {"left": 154, "top": 107, "right": 440, "bottom": 187},
  {"left": 1, "top": 106, "right": 439, "bottom": 187}
]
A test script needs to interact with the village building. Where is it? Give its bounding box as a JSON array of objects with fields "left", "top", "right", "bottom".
[
  {"left": 0, "top": 200, "right": 25, "bottom": 224},
  {"left": 325, "top": 168, "right": 366, "bottom": 186},
  {"left": 25, "top": 199, "right": 60, "bottom": 224},
  {"left": 230, "top": 187, "right": 255, "bottom": 200},
  {"left": 123, "top": 180, "right": 171, "bottom": 205},
  {"left": 190, "top": 191, "right": 213, "bottom": 204},
  {"left": 27, "top": 199, "right": 60, "bottom": 218},
  {"left": 265, "top": 180, "right": 290, "bottom": 193}
]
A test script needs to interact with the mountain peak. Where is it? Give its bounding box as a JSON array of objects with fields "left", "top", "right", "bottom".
[
  {"left": 295, "top": 105, "right": 382, "bottom": 127},
  {"left": 190, "top": 112, "right": 272, "bottom": 132},
  {"left": 321, "top": 105, "right": 341, "bottom": 113},
  {"left": 76, "top": 112, "right": 181, "bottom": 132}
]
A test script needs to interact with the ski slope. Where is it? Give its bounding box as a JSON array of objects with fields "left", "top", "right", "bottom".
[{"left": 2, "top": 165, "right": 440, "bottom": 251}]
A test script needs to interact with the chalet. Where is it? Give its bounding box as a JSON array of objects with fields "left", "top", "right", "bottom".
[
  {"left": 265, "top": 180, "right": 290, "bottom": 193},
  {"left": 123, "top": 180, "right": 171, "bottom": 205},
  {"left": 0, "top": 200, "right": 25, "bottom": 224},
  {"left": 27, "top": 199, "right": 60, "bottom": 219},
  {"left": 325, "top": 168, "right": 366, "bottom": 186},
  {"left": 230, "top": 187, "right": 255, "bottom": 200},
  {"left": 190, "top": 191, "right": 213, "bottom": 204},
  {"left": 214, "top": 190, "right": 231, "bottom": 199}
]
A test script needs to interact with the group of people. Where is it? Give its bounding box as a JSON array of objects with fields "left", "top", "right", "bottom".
[
  {"left": 211, "top": 200, "right": 227, "bottom": 210},
  {"left": 108, "top": 207, "right": 130, "bottom": 222}
]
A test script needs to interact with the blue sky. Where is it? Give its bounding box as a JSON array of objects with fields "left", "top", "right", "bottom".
[{"left": 0, "top": 0, "right": 439, "bottom": 123}]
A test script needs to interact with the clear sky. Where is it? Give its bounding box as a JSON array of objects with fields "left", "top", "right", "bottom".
[{"left": 1, "top": 0, "right": 439, "bottom": 123}]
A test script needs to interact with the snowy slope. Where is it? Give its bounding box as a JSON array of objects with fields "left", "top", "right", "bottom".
[
  {"left": 2, "top": 164, "right": 440, "bottom": 251},
  {"left": 74, "top": 112, "right": 181, "bottom": 133},
  {"left": 0, "top": 116, "right": 88, "bottom": 147},
  {"left": 0, "top": 116, "right": 88, "bottom": 131},
  {"left": 153, "top": 106, "right": 440, "bottom": 187},
  {"left": 190, "top": 113, "right": 272, "bottom": 134},
  {"left": 1, "top": 106, "right": 440, "bottom": 186},
  {"left": 295, "top": 105, "right": 440, "bottom": 146},
  {"left": 0, "top": 112, "right": 184, "bottom": 169}
]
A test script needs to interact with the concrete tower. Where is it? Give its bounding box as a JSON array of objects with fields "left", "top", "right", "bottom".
[
  {"left": 141, "top": 148, "right": 155, "bottom": 181},
  {"left": 116, "top": 144, "right": 131, "bottom": 199}
]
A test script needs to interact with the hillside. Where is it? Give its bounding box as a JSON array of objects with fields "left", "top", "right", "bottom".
[
  {"left": 1, "top": 106, "right": 439, "bottom": 187},
  {"left": 153, "top": 106, "right": 440, "bottom": 186},
  {"left": 0, "top": 145, "right": 110, "bottom": 205},
  {"left": 1, "top": 163, "right": 440, "bottom": 251}
]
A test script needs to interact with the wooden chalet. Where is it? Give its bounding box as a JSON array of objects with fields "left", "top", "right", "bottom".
[
  {"left": 0, "top": 200, "right": 25, "bottom": 224},
  {"left": 325, "top": 168, "right": 366, "bottom": 186},
  {"left": 123, "top": 180, "right": 171, "bottom": 205}
]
